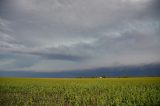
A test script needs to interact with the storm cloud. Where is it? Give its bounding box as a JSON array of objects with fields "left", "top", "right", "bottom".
[{"left": 0, "top": 0, "right": 160, "bottom": 71}]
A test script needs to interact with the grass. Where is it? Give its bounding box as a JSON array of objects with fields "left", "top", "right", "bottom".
[{"left": 0, "top": 77, "right": 160, "bottom": 106}]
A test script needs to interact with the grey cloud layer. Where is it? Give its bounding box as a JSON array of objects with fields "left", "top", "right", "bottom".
[{"left": 0, "top": 0, "right": 160, "bottom": 71}]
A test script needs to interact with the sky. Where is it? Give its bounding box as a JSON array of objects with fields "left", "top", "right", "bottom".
[{"left": 0, "top": 0, "right": 160, "bottom": 72}]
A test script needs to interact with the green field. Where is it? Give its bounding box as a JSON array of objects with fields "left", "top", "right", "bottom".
[{"left": 0, "top": 77, "right": 160, "bottom": 106}]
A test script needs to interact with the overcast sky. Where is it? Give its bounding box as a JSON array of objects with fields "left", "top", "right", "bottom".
[{"left": 0, "top": 0, "right": 160, "bottom": 72}]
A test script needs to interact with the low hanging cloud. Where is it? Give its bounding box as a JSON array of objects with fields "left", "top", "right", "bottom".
[{"left": 0, "top": 0, "right": 160, "bottom": 71}]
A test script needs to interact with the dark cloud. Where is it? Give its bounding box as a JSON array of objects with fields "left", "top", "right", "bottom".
[
  {"left": 0, "top": 0, "right": 160, "bottom": 71},
  {"left": 152, "top": 0, "right": 160, "bottom": 18},
  {"left": 139, "top": 0, "right": 160, "bottom": 19},
  {"left": 152, "top": 0, "right": 160, "bottom": 10},
  {"left": 36, "top": 53, "right": 87, "bottom": 61},
  {"left": 23, "top": 50, "right": 88, "bottom": 62}
]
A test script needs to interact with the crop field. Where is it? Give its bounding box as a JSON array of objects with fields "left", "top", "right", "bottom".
[{"left": 0, "top": 77, "right": 160, "bottom": 106}]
